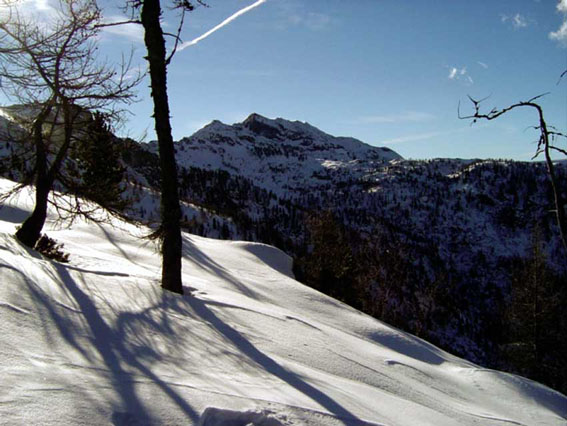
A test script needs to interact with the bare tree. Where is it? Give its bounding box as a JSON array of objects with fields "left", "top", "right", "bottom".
[
  {"left": 115, "top": 0, "right": 206, "bottom": 294},
  {"left": 0, "top": 0, "right": 138, "bottom": 248},
  {"left": 459, "top": 94, "right": 567, "bottom": 254}
]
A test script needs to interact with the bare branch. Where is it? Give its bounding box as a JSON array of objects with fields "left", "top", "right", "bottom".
[
  {"left": 550, "top": 146, "right": 567, "bottom": 156},
  {"left": 95, "top": 19, "right": 142, "bottom": 28},
  {"left": 165, "top": 6, "right": 186, "bottom": 65},
  {"left": 460, "top": 92, "right": 567, "bottom": 254}
]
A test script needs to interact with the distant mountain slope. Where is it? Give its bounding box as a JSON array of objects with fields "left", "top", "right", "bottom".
[
  {"left": 0, "top": 177, "right": 565, "bottom": 425},
  {"left": 147, "top": 113, "right": 401, "bottom": 194}
]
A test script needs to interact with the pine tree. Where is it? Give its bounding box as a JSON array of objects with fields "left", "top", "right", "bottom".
[
  {"left": 74, "top": 112, "right": 127, "bottom": 211},
  {"left": 503, "top": 231, "right": 567, "bottom": 393},
  {"left": 298, "top": 211, "right": 359, "bottom": 306}
]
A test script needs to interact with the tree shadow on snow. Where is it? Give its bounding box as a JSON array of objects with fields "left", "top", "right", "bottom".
[
  {"left": 368, "top": 331, "right": 447, "bottom": 366},
  {"left": 17, "top": 260, "right": 200, "bottom": 425},
  {"left": 186, "top": 296, "right": 368, "bottom": 426},
  {"left": 182, "top": 238, "right": 263, "bottom": 301},
  {"left": 0, "top": 204, "right": 31, "bottom": 224},
  {"left": 56, "top": 264, "right": 200, "bottom": 424},
  {"left": 11, "top": 241, "right": 367, "bottom": 425}
]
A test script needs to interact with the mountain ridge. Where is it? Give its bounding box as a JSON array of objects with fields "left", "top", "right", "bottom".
[{"left": 153, "top": 113, "right": 402, "bottom": 195}]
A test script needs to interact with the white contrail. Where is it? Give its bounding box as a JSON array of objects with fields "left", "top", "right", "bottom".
[{"left": 179, "top": 0, "right": 267, "bottom": 50}]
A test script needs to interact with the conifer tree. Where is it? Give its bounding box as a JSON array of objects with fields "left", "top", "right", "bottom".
[
  {"left": 73, "top": 112, "right": 127, "bottom": 212},
  {"left": 503, "top": 232, "right": 567, "bottom": 393},
  {"left": 298, "top": 211, "right": 359, "bottom": 306}
]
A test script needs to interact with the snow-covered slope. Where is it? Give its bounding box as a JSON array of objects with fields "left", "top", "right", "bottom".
[
  {"left": 0, "top": 106, "right": 26, "bottom": 146},
  {"left": 0, "top": 178, "right": 565, "bottom": 425},
  {"left": 147, "top": 113, "right": 401, "bottom": 195}
]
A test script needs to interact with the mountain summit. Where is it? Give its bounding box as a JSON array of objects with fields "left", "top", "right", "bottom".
[
  {"left": 240, "top": 113, "right": 331, "bottom": 141},
  {"left": 170, "top": 113, "right": 401, "bottom": 194}
]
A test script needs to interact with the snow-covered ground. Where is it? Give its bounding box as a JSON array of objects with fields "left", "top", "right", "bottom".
[{"left": 0, "top": 178, "right": 565, "bottom": 426}]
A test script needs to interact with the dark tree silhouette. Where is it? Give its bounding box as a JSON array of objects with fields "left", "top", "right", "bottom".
[
  {"left": 503, "top": 232, "right": 567, "bottom": 394},
  {"left": 71, "top": 112, "right": 128, "bottom": 212},
  {"left": 140, "top": 0, "right": 183, "bottom": 294},
  {"left": 0, "top": 0, "right": 137, "bottom": 248},
  {"left": 124, "top": 0, "right": 206, "bottom": 294}
]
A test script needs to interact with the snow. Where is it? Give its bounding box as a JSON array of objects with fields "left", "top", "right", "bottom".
[
  {"left": 0, "top": 106, "right": 25, "bottom": 143},
  {"left": 0, "top": 177, "right": 565, "bottom": 425}
]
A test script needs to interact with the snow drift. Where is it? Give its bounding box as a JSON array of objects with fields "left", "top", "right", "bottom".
[{"left": 0, "top": 178, "right": 565, "bottom": 425}]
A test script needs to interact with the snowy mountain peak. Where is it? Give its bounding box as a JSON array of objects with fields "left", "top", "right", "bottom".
[
  {"left": 242, "top": 112, "right": 270, "bottom": 126},
  {"left": 175, "top": 113, "right": 402, "bottom": 194},
  {"left": 240, "top": 113, "right": 343, "bottom": 143},
  {"left": 241, "top": 113, "right": 283, "bottom": 139},
  {"left": 199, "top": 119, "right": 232, "bottom": 133}
]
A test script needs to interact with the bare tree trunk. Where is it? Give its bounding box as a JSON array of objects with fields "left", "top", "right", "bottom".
[
  {"left": 2, "top": 0, "right": 139, "bottom": 248},
  {"left": 15, "top": 106, "right": 53, "bottom": 247},
  {"left": 541, "top": 125, "right": 567, "bottom": 253},
  {"left": 16, "top": 175, "right": 50, "bottom": 247},
  {"left": 140, "top": 0, "right": 183, "bottom": 294},
  {"left": 15, "top": 100, "right": 78, "bottom": 248}
]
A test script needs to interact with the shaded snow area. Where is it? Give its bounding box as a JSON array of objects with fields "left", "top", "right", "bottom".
[{"left": 0, "top": 178, "right": 565, "bottom": 426}]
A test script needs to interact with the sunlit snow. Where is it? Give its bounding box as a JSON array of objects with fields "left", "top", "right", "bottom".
[{"left": 0, "top": 178, "right": 565, "bottom": 425}]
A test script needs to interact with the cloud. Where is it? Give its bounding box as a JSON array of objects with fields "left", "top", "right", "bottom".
[
  {"left": 306, "top": 12, "right": 331, "bottom": 31},
  {"left": 448, "top": 67, "right": 458, "bottom": 80},
  {"left": 296, "top": 12, "right": 331, "bottom": 31},
  {"left": 380, "top": 126, "right": 475, "bottom": 146},
  {"left": 5, "top": 0, "right": 51, "bottom": 11},
  {"left": 179, "top": 0, "right": 267, "bottom": 50},
  {"left": 0, "top": 0, "right": 55, "bottom": 19},
  {"left": 274, "top": 2, "right": 333, "bottom": 31},
  {"left": 228, "top": 69, "right": 275, "bottom": 77},
  {"left": 381, "top": 131, "right": 444, "bottom": 145},
  {"left": 513, "top": 13, "right": 528, "bottom": 28},
  {"left": 550, "top": 1, "right": 567, "bottom": 45},
  {"left": 550, "top": 21, "right": 567, "bottom": 44},
  {"left": 122, "top": 64, "right": 146, "bottom": 81},
  {"left": 34, "top": 0, "right": 49, "bottom": 10},
  {"left": 101, "top": 16, "right": 145, "bottom": 43},
  {"left": 353, "top": 111, "right": 436, "bottom": 125},
  {"left": 501, "top": 13, "right": 528, "bottom": 29},
  {"left": 477, "top": 61, "right": 489, "bottom": 69},
  {"left": 448, "top": 66, "right": 473, "bottom": 85}
]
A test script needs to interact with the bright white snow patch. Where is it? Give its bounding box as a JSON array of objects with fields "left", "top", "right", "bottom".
[
  {"left": 0, "top": 108, "right": 13, "bottom": 121},
  {"left": 0, "top": 177, "right": 565, "bottom": 425}
]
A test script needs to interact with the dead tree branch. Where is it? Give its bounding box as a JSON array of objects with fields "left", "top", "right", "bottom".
[{"left": 460, "top": 94, "right": 567, "bottom": 255}]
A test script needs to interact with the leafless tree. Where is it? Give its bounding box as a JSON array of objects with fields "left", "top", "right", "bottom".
[
  {"left": 109, "top": 0, "right": 207, "bottom": 294},
  {"left": 459, "top": 94, "right": 567, "bottom": 254},
  {"left": 0, "top": 0, "right": 139, "bottom": 248}
]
